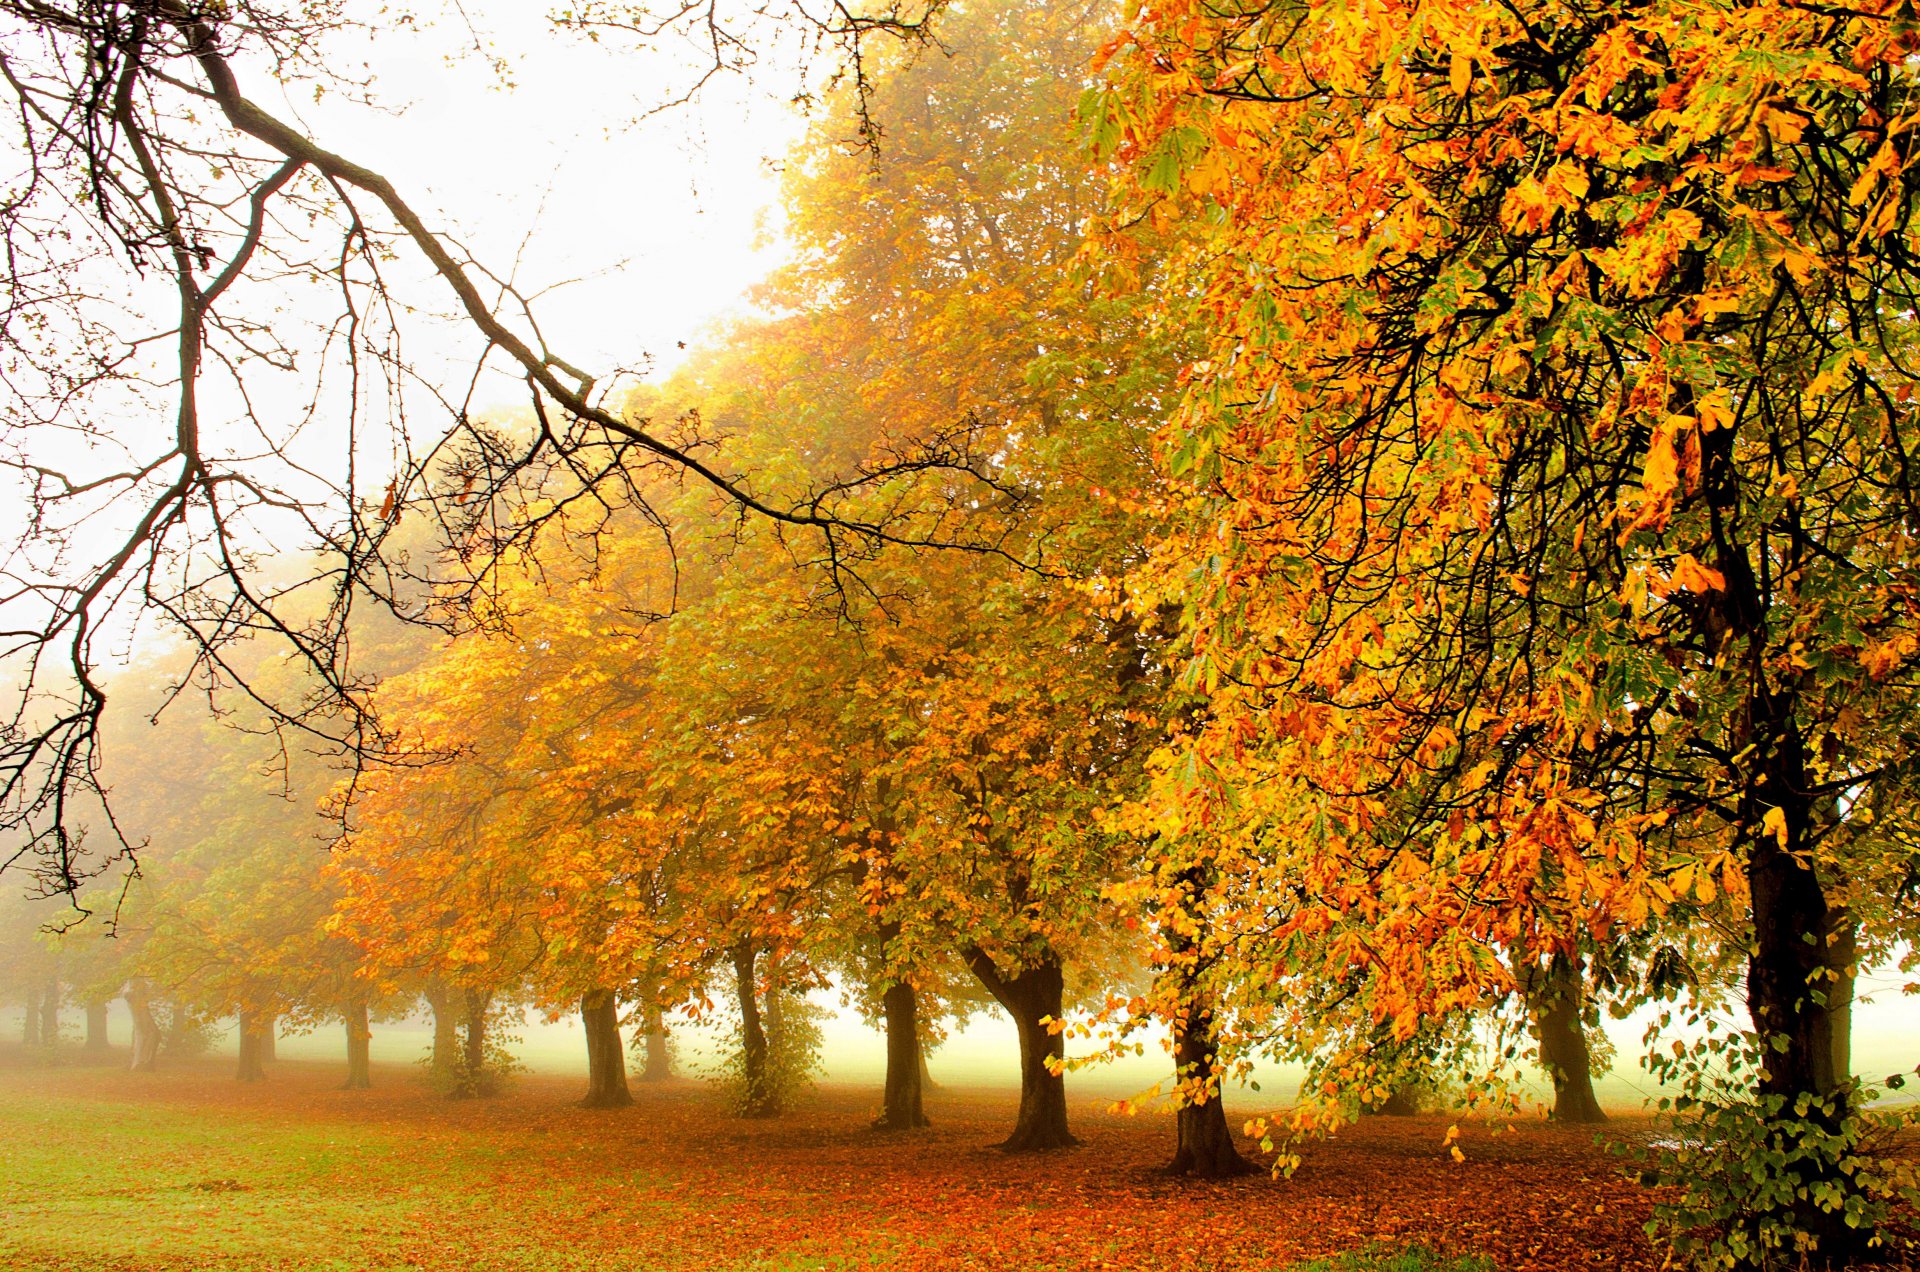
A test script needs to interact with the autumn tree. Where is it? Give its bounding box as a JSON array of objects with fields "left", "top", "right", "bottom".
[
  {"left": 1101, "top": 0, "right": 1920, "bottom": 1259},
  {"left": 0, "top": 0, "right": 1012, "bottom": 908}
]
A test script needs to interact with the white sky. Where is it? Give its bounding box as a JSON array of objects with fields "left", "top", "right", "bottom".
[{"left": 278, "top": 1, "right": 813, "bottom": 403}]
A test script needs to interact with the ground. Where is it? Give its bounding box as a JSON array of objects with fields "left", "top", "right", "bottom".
[{"left": 0, "top": 1049, "right": 1666, "bottom": 1271}]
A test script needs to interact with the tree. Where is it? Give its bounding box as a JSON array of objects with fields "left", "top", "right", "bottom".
[
  {"left": 0, "top": 0, "right": 1008, "bottom": 903},
  {"left": 1100, "top": 0, "right": 1920, "bottom": 1259}
]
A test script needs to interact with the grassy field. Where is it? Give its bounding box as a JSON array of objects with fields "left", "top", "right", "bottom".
[{"left": 0, "top": 1048, "right": 1658, "bottom": 1271}]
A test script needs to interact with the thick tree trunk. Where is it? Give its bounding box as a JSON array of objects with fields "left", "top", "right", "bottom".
[
  {"left": 1526, "top": 954, "right": 1606, "bottom": 1124},
  {"left": 86, "top": 1000, "right": 110, "bottom": 1052},
  {"left": 426, "top": 982, "right": 458, "bottom": 1076},
  {"left": 452, "top": 987, "right": 493, "bottom": 1098},
  {"left": 235, "top": 1010, "right": 268, "bottom": 1082},
  {"left": 342, "top": 998, "right": 372, "bottom": 1090},
  {"left": 1168, "top": 1004, "right": 1253, "bottom": 1177},
  {"left": 639, "top": 1001, "right": 672, "bottom": 1082},
  {"left": 873, "top": 978, "right": 929, "bottom": 1130},
  {"left": 37, "top": 975, "right": 58, "bottom": 1047},
  {"left": 1740, "top": 717, "right": 1857, "bottom": 1263},
  {"left": 21, "top": 982, "right": 41, "bottom": 1046},
  {"left": 1826, "top": 907, "right": 1855, "bottom": 1084},
  {"left": 963, "top": 947, "right": 1077, "bottom": 1152},
  {"left": 1748, "top": 809, "right": 1844, "bottom": 1100},
  {"left": 578, "top": 989, "right": 632, "bottom": 1108},
  {"left": 125, "top": 981, "right": 160, "bottom": 1072},
  {"left": 732, "top": 941, "right": 776, "bottom": 1118}
]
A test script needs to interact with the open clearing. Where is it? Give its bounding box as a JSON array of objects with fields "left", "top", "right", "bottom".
[{"left": 0, "top": 1052, "right": 1662, "bottom": 1271}]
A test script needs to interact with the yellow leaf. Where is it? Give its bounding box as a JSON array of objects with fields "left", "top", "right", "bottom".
[
  {"left": 1668, "top": 553, "right": 1726, "bottom": 593},
  {"left": 1761, "top": 806, "right": 1790, "bottom": 849},
  {"left": 1450, "top": 51, "right": 1471, "bottom": 97}
]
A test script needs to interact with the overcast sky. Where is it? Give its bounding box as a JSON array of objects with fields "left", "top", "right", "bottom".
[{"left": 284, "top": 1, "right": 817, "bottom": 402}]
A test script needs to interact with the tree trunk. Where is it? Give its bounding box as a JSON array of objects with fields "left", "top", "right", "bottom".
[
  {"left": 342, "top": 998, "right": 372, "bottom": 1090},
  {"left": 873, "top": 978, "right": 929, "bottom": 1130},
  {"left": 21, "top": 981, "right": 40, "bottom": 1046},
  {"left": 919, "top": 1047, "right": 938, "bottom": 1093},
  {"left": 235, "top": 1009, "right": 268, "bottom": 1082},
  {"left": 732, "top": 941, "right": 776, "bottom": 1118},
  {"left": 639, "top": 1000, "right": 672, "bottom": 1082},
  {"left": 452, "top": 987, "right": 493, "bottom": 1098},
  {"left": 1526, "top": 954, "right": 1606, "bottom": 1124},
  {"left": 37, "top": 975, "right": 58, "bottom": 1047},
  {"left": 1826, "top": 906, "right": 1856, "bottom": 1084},
  {"left": 1374, "top": 1087, "right": 1423, "bottom": 1116},
  {"left": 1748, "top": 821, "right": 1844, "bottom": 1100},
  {"left": 160, "top": 999, "right": 194, "bottom": 1057},
  {"left": 86, "top": 1000, "right": 110, "bottom": 1052},
  {"left": 259, "top": 1016, "right": 276, "bottom": 1062},
  {"left": 426, "top": 982, "right": 457, "bottom": 1076},
  {"left": 578, "top": 989, "right": 632, "bottom": 1108},
  {"left": 963, "top": 946, "right": 1077, "bottom": 1152},
  {"left": 1168, "top": 1003, "right": 1253, "bottom": 1177},
  {"left": 125, "top": 981, "right": 160, "bottom": 1072},
  {"left": 1742, "top": 721, "right": 1857, "bottom": 1262}
]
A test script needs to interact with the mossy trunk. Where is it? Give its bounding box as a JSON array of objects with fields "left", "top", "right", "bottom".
[
  {"left": 963, "top": 947, "right": 1077, "bottom": 1152},
  {"left": 126, "top": 980, "right": 160, "bottom": 1072},
  {"left": 235, "top": 1010, "right": 268, "bottom": 1082},
  {"left": 579, "top": 989, "right": 632, "bottom": 1108},
  {"left": 85, "top": 1001, "right": 110, "bottom": 1052},
  {"left": 873, "top": 978, "right": 929, "bottom": 1130},
  {"left": 1526, "top": 954, "right": 1606, "bottom": 1125},
  {"left": 342, "top": 998, "right": 372, "bottom": 1090},
  {"left": 732, "top": 941, "right": 776, "bottom": 1118}
]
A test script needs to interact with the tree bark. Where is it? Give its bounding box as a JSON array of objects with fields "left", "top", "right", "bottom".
[
  {"left": 1525, "top": 954, "right": 1606, "bottom": 1125},
  {"left": 578, "top": 989, "right": 632, "bottom": 1108},
  {"left": 342, "top": 998, "right": 372, "bottom": 1090},
  {"left": 732, "top": 941, "right": 776, "bottom": 1118},
  {"left": 1826, "top": 906, "right": 1856, "bottom": 1085},
  {"left": 1168, "top": 1003, "right": 1254, "bottom": 1176},
  {"left": 426, "top": 982, "right": 457, "bottom": 1076},
  {"left": 962, "top": 946, "right": 1077, "bottom": 1151},
  {"left": 639, "top": 1000, "right": 672, "bottom": 1082},
  {"left": 86, "top": 1000, "right": 110, "bottom": 1052},
  {"left": 1701, "top": 420, "right": 1862, "bottom": 1264},
  {"left": 451, "top": 986, "right": 493, "bottom": 1098},
  {"left": 259, "top": 1015, "right": 276, "bottom": 1062},
  {"left": 21, "top": 981, "right": 40, "bottom": 1046},
  {"left": 37, "top": 975, "right": 58, "bottom": 1047},
  {"left": 873, "top": 978, "right": 929, "bottom": 1130},
  {"left": 918, "top": 1048, "right": 938, "bottom": 1093},
  {"left": 235, "top": 1009, "right": 268, "bottom": 1082},
  {"left": 125, "top": 980, "right": 160, "bottom": 1072},
  {"left": 1747, "top": 795, "right": 1845, "bottom": 1105}
]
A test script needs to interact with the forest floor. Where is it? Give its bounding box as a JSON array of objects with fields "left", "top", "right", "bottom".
[{"left": 1, "top": 1048, "right": 1669, "bottom": 1271}]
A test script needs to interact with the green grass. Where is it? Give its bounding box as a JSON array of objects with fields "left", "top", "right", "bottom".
[{"left": 0, "top": 1085, "right": 690, "bottom": 1272}]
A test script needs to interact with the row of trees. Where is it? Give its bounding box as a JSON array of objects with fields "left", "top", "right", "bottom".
[{"left": 4, "top": 0, "right": 1917, "bottom": 1266}]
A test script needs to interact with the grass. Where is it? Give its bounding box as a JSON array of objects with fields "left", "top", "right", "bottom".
[{"left": 0, "top": 1050, "right": 1656, "bottom": 1271}]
